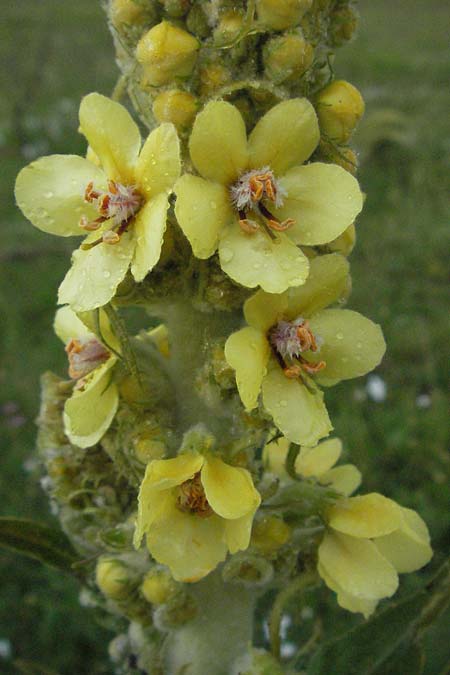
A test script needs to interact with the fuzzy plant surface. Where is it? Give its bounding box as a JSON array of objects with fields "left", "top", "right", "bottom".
[{"left": 9, "top": 1, "right": 439, "bottom": 674}]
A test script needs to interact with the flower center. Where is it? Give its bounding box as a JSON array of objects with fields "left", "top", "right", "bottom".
[
  {"left": 229, "top": 167, "right": 295, "bottom": 236},
  {"left": 79, "top": 180, "right": 143, "bottom": 250},
  {"left": 65, "top": 337, "right": 110, "bottom": 383},
  {"left": 176, "top": 472, "right": 213, "bottom": 518},
  {"left": 268, "top": 318, "right": 326, "bottom": 379}
]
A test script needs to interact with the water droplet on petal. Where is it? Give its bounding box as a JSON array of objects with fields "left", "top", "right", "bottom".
[
  {"left": 356, "top": 341, "right": 362, "bottom": 349},
  {"left": 44, "top": 191, "right": 53, "bottom": 199},
  {"left": 103, "top": 270, "right": 111, "bottom": 279},
  {"left": 220, "top": 248, "right": 234, "bottom": 263},
  {"left": 336, "top": 332, "right": 344, "bottom": 340}
]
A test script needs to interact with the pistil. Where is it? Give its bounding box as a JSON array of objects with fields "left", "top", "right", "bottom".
[{"left": 268, "top": 318, "right": 326, "bottom": 380}]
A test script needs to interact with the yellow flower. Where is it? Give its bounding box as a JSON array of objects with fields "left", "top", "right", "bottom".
[
  {"left": 15, "top": 93, "right": 181, "bottom": 312},
  {"left": 174, "top": 99, "right": 363, "bottom": 294},
  {"left": 318, "top": 494, "right": 433, "bottom": 618},
  {"left": 225, "top": 253, "right": 385, "bottom": 446},
  {"left": 134, "top": 452, "right": 261, "bottom": 582},
  {"left": 54, "top": 306, "right": 120, "bottom": 448},
  {"left": 264, "top": 436, "right": 362, "bottom": 496}
]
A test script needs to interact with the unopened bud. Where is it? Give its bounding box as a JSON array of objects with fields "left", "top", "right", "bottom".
[
  {"left": 152, "top": 90, "right": 197, "bottom": 129},
  {"left": 133, "top": 432, "right": 166, "bottom": 464},
  {"left": 256, "top": 0, "right": 313, "bottom": 31},
  {"left": 141, "top": 568, "right": 177, "bottom": 604},
  {"left": 316, "top": 80, "right": 365, "bottom": 143},
  {"left": 327, "top": 223, "right": 356, "bottom": 257},
  {"left": 96, "top": 557, "right": 132, "bottom": 601},
  {"left": 329, "top": 6, "right": 358, "bottom": 47},
  {"left": 263, "top": 33, "right": 314, "bottom": 84},
  {"left": 222, "top": 552, "right": 274, "bottom": 586},
  {"left": 319, "top": 140, "right": 358, "bottom": 175},
  {"left": 158, "top": 0, "right": 192, "bottom": 18},
  {"left": 213, "top": 10, "right": 244, "bottom": 46},
  {"left": 136, "top": 21, "right": 199, "bottom": 87},
  {"left": 199, "top": 63, "right": 231, "bottom": 96},
  {"left": 111, "top": 0, "right": 152, "bottom": 28},
  {"left": 251, "top": 516, "right": 291, "bottom": 555}
]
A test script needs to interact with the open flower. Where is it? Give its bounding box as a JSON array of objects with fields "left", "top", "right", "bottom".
[
  {"left": 54, "top": 306, "right": 120, "bottom": 448},
  {"left": 225, "top": 253, "right": 386, "bottom": 446},
  {"left": 134, "top": 451, "right": 261, "bottom": 582},
  {"left": 264, "top": 436, "right": 361, "bottom": 496},
  {"left": 15, "top": 93, "right": 181, "bottom": 312},
  {"left": 318, "top": 493, "right": 433, "bottom": 617},
  {"left": 174, "top": 98, "right": 363, "bottom": 293}
]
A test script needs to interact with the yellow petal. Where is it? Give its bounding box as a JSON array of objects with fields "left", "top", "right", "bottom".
[
  {"left": 76, "top": 308, "right": 121, "bottom": 354},
  {"left": 225, "top": 511, "right": 256, "bottom": 554},
  {"left": 327, "top": 493, "right": 403, "bottom": 538},
  {"left": 276, "top": 163, "right": 363, "bottom": 245},
  {"left": 285, "top": 253, "right": 350, "bottom": 320},
  {"left": 248, "top": 98, "right": 320, "bottom": 175},
  {"left": 374, "top": 507, "right": 433, "bottom": 573},
  {"left": 174, "top": 175, "right": 233, "bottom": 258},
  {"left": 145, "top": 501, "right": 228, "bottom": 582},
  {"left": 261, "top": 367, "right": 333, "bottom": 446},
  {"left": 79, "top": 93, "right": 141, "bottom": 183},
  {"left": 130, "top": 193, "right": 169, "bottom": 282},
  {"left": 135, "top": 123, "right": 181, "bottom": 199},
  {"left": 296, "top": 437, "right": 342, "bottom": 477},
  {"left": 243, "top": 290, "right": 288, "bottom": 332},
  {"left": 141, "top": 453, "right": 204, "bottom": 492},
  {"left": 263, "top": 436, "right": 290, "bottom": 477},
  {"left": 319, "top": 464, "right": 362, "bottom": 496},
  {"left": 318, "top": 531, "right": 399, "bottom": 601},
  {"left": 63, "top": 359, "right": 118, "bottom": 448},
  {"left": 224, "top": 327, "right": 269, "bottom": 411},
  {"left": 15, "top": 155, "right": 106, "bottom": 236},
  {"left": 134, "top": 486, "right": 174, "bottom": 549},
  {"left": 201, "top": 455, "right": 261, "bottom": 519},
  {"left": 317, "top": 562, "right": 378, "bottom": 618},
  {"left": 219, "top": 224, "right": 309, "bottom": 294},
  {"left": 54, "top": 306, "right": 92, "bottom": 344},
  {"left": 189, "top": 101, "right": 248, "bottom": 184},
  {"left": 308, "top": 309, "right": 386, "bottom": 382}
]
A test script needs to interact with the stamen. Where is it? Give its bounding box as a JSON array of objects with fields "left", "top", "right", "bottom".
[
  {"left": 102, "top": 230, "right": 121, "bottom": 245},
  {"left": 268, "top": 318, "right": 327, "bottom": 381},
  {"left": 176, "top": 472, "right": 213, "bottom": 518},
  {"left": 258, "top": 203, "right": 294, "bottom": 232}
]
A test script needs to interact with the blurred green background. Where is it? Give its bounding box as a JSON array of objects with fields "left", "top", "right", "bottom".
[{"left": 0, "top": 1, "right": 448, "bottom": 673}]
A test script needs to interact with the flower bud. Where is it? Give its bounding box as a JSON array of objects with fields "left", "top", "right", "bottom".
[
  {"left": 136, "top": 21, "right": 199, "bottom": 87},
  {"left": 263, "top": 33, "right": 314, "bottom": 84},
  {"left": 158, "top": 0, "right": 191, "bottom": 18},
  {"left": 256, "top": 0, "right": 312, "bottom": 31},
  {"left": 319, "top": 139, "right": 358, "bottom": 175},
  {"left": 327, "top": 223, "right": 356, "bottom": 257},
  {"left": 141, "top": 568, "right": 177, "bottom": 604},
  {"left": 251, "top": 515, "right": 291, "bottom": 554},
  {"left": 110, "top": 0, "right": 152, "bottom": 28},
  {"left": 96, "top": 557, "right": 133, "bottom": 601},
  {"left": 199, "top": 63, "right": 231, "bottom": 96},
  {"left": 329, "top": 6, "right": 358, "bottom": 47},
  {"left": 213, "top": 10, "right": 244, "bottom": 46},
  {"left": 222, "top": 552, "right": 274, "bottom": 586},
  {"left": 316, "top": 80, "right": 365, "bottom": 143},
  {"left": 152, "top": 90, "right": 197, "bottom": 129}
]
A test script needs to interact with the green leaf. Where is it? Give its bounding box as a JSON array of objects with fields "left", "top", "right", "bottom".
[{"left": 0, "top": 517, "right": 79, "bottom": 574}]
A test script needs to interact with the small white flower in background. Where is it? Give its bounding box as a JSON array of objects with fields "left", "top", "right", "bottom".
[
  {"left": 416, "top": 393, "right": 431, "bottom": 409},
  {"left": 366, "top": 374, "right": 387, "bottom": 402},
  {"left": 0, "top": 639, "right": 12, "bottom": 660},
  {"left": 280, "top": 642, "right": 296, "bottom": 658}
]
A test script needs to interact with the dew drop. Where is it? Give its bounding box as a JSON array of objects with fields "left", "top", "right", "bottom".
[
  {"left": 44, "top": 191, "right": 54, "bottom": 199},
  {"left": 209, "top": 201, "right": 217, "bottom": 210},
  {"left": 356, "top": 341, "right": 363, "bottom": 349},
  {"left": 220, "top": 247, "right": 234, "bottom": 263},
  {"left": 103, "top": 270, "right": 111, "bottom": 279},
  {"left": 336, "top": 332, "right": 344, "bottom": 340}
]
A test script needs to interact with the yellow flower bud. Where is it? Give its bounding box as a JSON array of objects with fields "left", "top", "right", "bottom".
[
  {"left": 159, "top": 0, "right": 192, "bottom": 18},
  {"left": 213, "top": 10, "right": 244, "bottom": 45},
  {"left": 133, "top": 432, "right": 166, "bottom": 464},
  {"left": 316, "top": 80, "right": 365, "bottom": 143},
  {"left": 330, "top": 6, "right": 358, "bottom": 47},
  {"left": 199, "top": 63, "right": 231, "bottom": 96},
  {"left": 251, "top": 516, "right": 291, "bottom": 555},
  {"left": 152, "top": 90, "right": 197, "bottom": 129},
  {"left": 263, "top": 33, "right": 314, "bottom": 84},
  {"left": 110, "top": 0, "right": 148, "bottom": 27},
  {"left": 96, "top": 557, "right": 131, "bottom": 601},
  {"left": 319, "top": 140, "right": 359, "bottom": 175},
  {"left": 141, "top": 569, "right": 177, "bottom": 604},
  {"left": 136, "top": 21, "right": 199, "bottom": 87},
  {"left": 327, "top": 223, "right": 356, "bottom": 257},
  {"left": 256, "top": 0, "right": 312, "bottom": 31}
]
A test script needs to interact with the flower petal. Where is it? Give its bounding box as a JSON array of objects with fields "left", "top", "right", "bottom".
[
  {"left": 327, "top": 493, "right": 403, "bottom": 538},
  {"left": 54, "top": 306, "right": 92, "bottom": 344},
  {"left": 296, "top": 437, "right": 342, "bottom": 477},
  {"left": 134, "top": 486, "right": 173, "bottom": 549},
  {"left": 58, "top": 232, "right": 135, "bottom": 312},
  {"left": 140, "top": 453, "right": 204, "bottom": 492},
  {"left": 225, "top": 512, "right": 256, "bottom": 554},
  {"left": 189, "top": 101, "right": 248, "bottom": 184},
  {"left": 262, "top": 367, "right": 333, "bottom": 446},
  {"left": 285, "top": 253, "right": 350, "bottom": 320},
  {"left": 224, "top": 327, "right": 269, "bottom": 411},
  {"left": 243, "top": 290, "right": 288, "bottom": 332},
  {"left": 15, "top": 155, "right": 106, "bottom": 236},
  {"left": 248, "top": 98, "right": 320, "bottom": 175},
  {"left": 318, "top": 563, "right": 378, "bottom": 618},
  {"left": 174, "top": 175, "right": 233, "bottom": 258},
  {"left": 263, "top": 436, "right": 290, "bottom": 477},
  {"left": 219, "top": 224, "right": 309, "bottom": 294},
  {"left": 130, "top": 193, "right": 169, "bottom": 282},
  {"left": 318, "top": 531, "right": 399, "bottom": 601},
  {"left": 319, "top": 464, "right": 362, "bottom": 496},
  {"left": 307, "top": 309, "right": 386, "bottom": 382},
  {"left": 201, "top": 456, "right": 261, "bottom": 520},
  {"left": 135, "top": 123, "right": 181, "bottom": 199},
  {"left": 276, "top": 163, "right": 363, "bottom": 245},
  {"left": 79, "top": 93, "right": 141, "bottom": 183},
  {"left": 145, "top": 501, "right": 228, "bottom": 582},
  {"left": 374, "top": 507, "right": 433, "bottom": 573},
  {"left": 63, "top": 359, "right": 118, "bottom": 448}
]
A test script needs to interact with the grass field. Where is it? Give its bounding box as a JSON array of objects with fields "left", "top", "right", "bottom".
[{"left": 0, "top": 1, "right": 449, "bottom": 673}]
